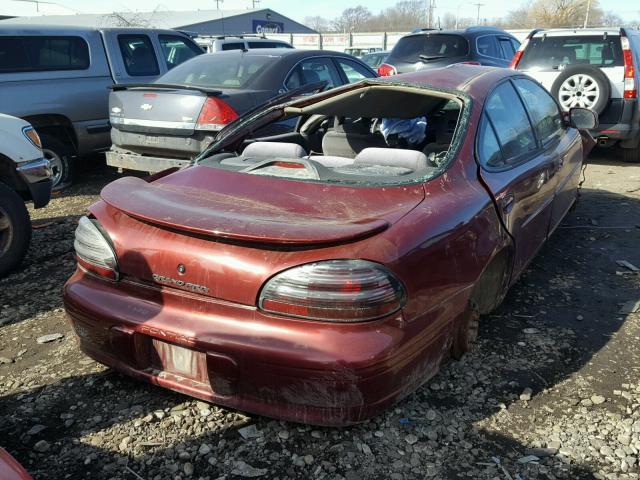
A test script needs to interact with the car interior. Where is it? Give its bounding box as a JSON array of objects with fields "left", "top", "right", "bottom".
[{"left": 198, "top": 85, "right": 464, "bottom": 184}]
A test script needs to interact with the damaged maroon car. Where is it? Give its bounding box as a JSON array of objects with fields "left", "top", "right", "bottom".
[{"left": 63, "top": 66, "right": 596, "bottom": 426}]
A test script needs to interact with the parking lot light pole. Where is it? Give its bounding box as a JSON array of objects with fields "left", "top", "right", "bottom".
[{"left": 584, "top": 0, "right": 591, "bottom": 28}]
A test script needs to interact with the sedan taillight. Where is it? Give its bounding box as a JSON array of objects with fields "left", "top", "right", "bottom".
[
  {"left": 196, "top": 97, "right": 238, "bottom": 131},
  {"left": 74, "top": 216, "right": 119, "bottom": 280},
  {"left": 259, "top": 260, "right": 406, "bottom": 322},
  {"left": 377, "top": 63, "right": 397, "bottom": 76}
]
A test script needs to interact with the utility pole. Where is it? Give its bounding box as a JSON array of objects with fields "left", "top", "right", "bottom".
[
  {"left": 471, "top": 2, "right": 483, "bottom": 25},
  {"left": 252, "top": 0, "right": 261, "bottom": 8},
  {"left": 214, "top": 0, "right": 223, "bottom": 10},
  {"left": 427, "top": 0, "right": 436, "bottom": 28},
  {"left": 583, "top": 0, "right": 591, "bottom": 28}
]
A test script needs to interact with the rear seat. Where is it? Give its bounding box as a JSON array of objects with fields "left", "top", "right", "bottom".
[
  {"left": 322, "top": 118, "right": 387, "bottom": 158},
  {"left": 354, "top": 148, "right": 428, "bottom": 171},
  {"left": 221, "top": 141, "right": 307, "bottom": 166}
]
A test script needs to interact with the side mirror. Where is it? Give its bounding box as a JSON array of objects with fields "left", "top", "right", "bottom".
[{"left": 569, "top": 108, "right": 598, "bottom": 130}]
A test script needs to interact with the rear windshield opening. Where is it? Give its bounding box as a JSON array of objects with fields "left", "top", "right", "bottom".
[
  {"left": 389, "top": 34, "right": 469, "bottom": 63},
  {"left": 518, "top": 35, "right": 623, "bottom": 70},
  {"left": 158, "top": 53, "right": 274, "bottom": 89},
  {"left": 197, "top": 85, "right": 465, "bottom": 186}
]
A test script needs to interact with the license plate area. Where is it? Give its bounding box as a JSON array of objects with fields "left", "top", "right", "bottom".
[{"left": 149, "top": 338, "right": 207, "bottom": 381}]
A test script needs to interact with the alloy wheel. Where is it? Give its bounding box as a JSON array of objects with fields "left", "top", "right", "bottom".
[
  {"left": 558, "top": 74, "right": 600, "bottom": 110},
  {"left": 43, "top": 148, "right": 63, "bottom": 188}
]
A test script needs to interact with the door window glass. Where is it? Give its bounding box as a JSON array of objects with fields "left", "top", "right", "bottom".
[
  {"left": 498, "top": 37, "right": 516, "bottom": 59},
  {"left": 477, "top": 35, "right": 499, "bottom": 58},
  {"left": 485, "top": 82, "right": 537, "bottom": 164},
  {"left": 118, "top": 35, "right": 159, "bottom": 76},
  {"left": 335, "top": 58, "right": 374, "bottom": 83},
  {"left": 159, "top": 35, "right": 202, "bottom": 70},
  {"left": 478, "top": 114, "right": 504, "bottom": 168},
  {"left": 514, "top": 78, "right": 564, "bottom": 145},
  {"left": 0, "top": 36, "right": 89, "bottom": 72},
  {"left": 285, "top": 58, "right": 341, "bottom": 90}
]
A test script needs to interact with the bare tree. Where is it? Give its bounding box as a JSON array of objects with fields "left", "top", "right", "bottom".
[
  {"left": 304, "top": 15, "right": 331, "bottom": 32},
  {"left": 504, "top": 0, "right": 603, "bottom": 28},
  {"left": 332, "top": 6, "right": 373, "bottom": 33}
]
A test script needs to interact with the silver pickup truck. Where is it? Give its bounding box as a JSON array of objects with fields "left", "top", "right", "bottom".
[{"left": 0, "top": 24, "right": 203, "bottom": 188}]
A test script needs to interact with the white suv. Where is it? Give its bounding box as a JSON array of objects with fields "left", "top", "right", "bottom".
[
  {"left": 511, "top": 28, "right": 640, "bottom": 162},
  {"left": 195, "top": 35, "right": 293, "bottom": 53}
]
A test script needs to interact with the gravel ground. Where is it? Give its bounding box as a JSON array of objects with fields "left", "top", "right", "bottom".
[{"left": 1, "top": 153, "right": 639, "bottom": 480}]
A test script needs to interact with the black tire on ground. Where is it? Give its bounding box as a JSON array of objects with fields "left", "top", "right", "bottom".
[
  {"left": 451, "top": 299, "right": 480, "bottom": 360},
  {"left": 0, "top": 182, "right": 32, "bottom": 278},
  {"left": 622, "top": 145, "right": 640, "bottom": 163},
  {"left": 40, "top": 134, "right": 74, "bottom": 190},
  {"left": 550, "top": 65, "right": 611, "bottom": 115}
]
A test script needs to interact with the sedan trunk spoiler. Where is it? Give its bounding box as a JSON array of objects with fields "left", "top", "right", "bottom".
[
  {"left": 109, "top": 83, "right": 223, "bottom": 96},
  {"left": 100, "top": 175, "right": 390, "bottom": 246}
]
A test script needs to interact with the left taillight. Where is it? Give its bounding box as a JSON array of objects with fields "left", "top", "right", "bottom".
[
  {"left": 196, "top": 97, "right": 238, "bottom": 131},
  {"left": 259, "top": 259, "right": 406, "bottom": 322},
  {"left": 509, "top": 38, "right": 529, "bottom": 70},
  {"left": 74, "top": 216, "right": 119, "bottom": 280}
]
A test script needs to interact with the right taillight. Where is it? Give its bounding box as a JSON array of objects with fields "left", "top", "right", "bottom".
[
  {"left": 509, "top": 38, "right": 529, "bottom": 69},
  {"left": 196, "top": 97, "right": 238, "bottom": 131},
  {"left": 377, "top": 63, "right": 397, "bottom": 76},
  {"left": 621, "top": 34, "right": 637, "bottom": 99},
  {"left": 74, "top": 216, "right": 119, "bottom": 280},
  {"left": 259, "top": 259, "right": 406, "bottom": 322}
]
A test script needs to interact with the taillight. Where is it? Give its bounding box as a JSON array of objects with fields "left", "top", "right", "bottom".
[
  {"left": 509, "top": 38, "right": 529, "bottom": 70},
  {"left": 259, "top": 260, "right": 406, "bottom": 322},
  {"left": 377, "top": 63, "right": 397, "bottom": 76},
  {"left": 196, "top": 97, "right": 238, "bottom": 131},
  {"left": 74, "top": 216, "right": 119, "bottom": 280},
  {"left": 621, "top": 34, "right": 637, "bottom": 99}
]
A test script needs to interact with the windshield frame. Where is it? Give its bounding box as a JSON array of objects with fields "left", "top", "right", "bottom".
[{"left": 193, "top": 79, "right": 471, "bottom": 188}]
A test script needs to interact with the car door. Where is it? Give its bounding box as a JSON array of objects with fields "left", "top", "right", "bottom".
[
  {"left": 477, "top": 80, "right": 559, "bottom": 278},
  {"left": 476, "top": 35, "right": 505, "bottom": 67},
  {"left": 513, "top": 77, "right": 584, "bottom": 235}
]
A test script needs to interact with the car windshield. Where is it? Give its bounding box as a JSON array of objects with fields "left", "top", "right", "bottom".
[
  {"left": 518, "top": 35, "right": 624, "bottom": 70},
  {"left": 390, "top": 34, "right": 469, "bottom": 63},
  {"left": 157, "top": 53, "right": 274, "bottom": 89},
  {"left": 196, "top": 85, "right": 465, "bottom": 187}
]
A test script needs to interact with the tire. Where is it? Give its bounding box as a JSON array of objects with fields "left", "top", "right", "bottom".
[
  {"left": 622, "top": 145, "right": 640, "bottom": 163},
  {"left": 40, "top": 134, "right": 74, "bottom": 190},
  {"left": 0, "top": 182, "right": 32, "bottom": 277},
  {"left": 451, "top": 299, "right": 480, "bottom": 360},
  {"left": 550, "top": 65, "right": 611, "bottom": 114}
]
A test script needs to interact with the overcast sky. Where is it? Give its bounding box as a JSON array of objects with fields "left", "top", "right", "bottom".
[{"left": 2, "top": 0, "right": 639, "bottom": 23}]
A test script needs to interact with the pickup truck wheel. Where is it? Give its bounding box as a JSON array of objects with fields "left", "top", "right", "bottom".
[
  {"left": 622, "top": 145, "right": 640, "bottom": 163},
  {"left": 41, "top": 135, "right": 74, "bottom": 190},
  {"left": 0, "top": 182, "right": 32, "bottom": 277},
  {"left": 451, "top": 299, "right": 480, "bottom": 360}
]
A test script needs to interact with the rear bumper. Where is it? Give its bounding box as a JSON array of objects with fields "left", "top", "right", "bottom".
[
  {"left": 106, "top": 150, "right": 189, "bottom": 173},
  {"left": 63, "top": 269, "right": 457, "bottom": 426}
]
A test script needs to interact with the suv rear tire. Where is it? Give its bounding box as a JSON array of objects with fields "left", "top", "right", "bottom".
[
  {"left": 622, "top": 145, "right": 640, "bottom": 163},
  {"left": 0, "top": 182, "right": 32, "bottom": 277},
  {"left": 41, "top": 134, "right": 74, "bottom": 190},
  {"left": 551, "top": 65, "right": 611, "bottom": 114}
]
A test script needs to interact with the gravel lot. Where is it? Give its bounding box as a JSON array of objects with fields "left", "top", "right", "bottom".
[{"left": 1, "top": 152, "right": 639, "bottom": 480}]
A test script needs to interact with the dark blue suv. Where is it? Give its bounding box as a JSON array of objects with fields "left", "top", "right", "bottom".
[{"left": 378, "top": 27, "right": 520, "bottom": 76}]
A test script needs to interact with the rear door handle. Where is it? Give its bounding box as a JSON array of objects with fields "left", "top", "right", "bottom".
[{"left": 499, "top": 191, "right": 515, "bottom": 214}]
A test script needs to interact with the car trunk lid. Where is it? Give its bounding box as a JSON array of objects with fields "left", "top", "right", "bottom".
[
  {"left": 95, "top": 167, "right": 425, "bottom": 302},
  {"left": 109, "top": 85, "right": 268, "bottom": 137}
]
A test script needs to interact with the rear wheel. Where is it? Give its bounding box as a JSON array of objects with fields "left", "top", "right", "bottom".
[
  {"left": 622, "top": 145, "right": 640, "bottom": 163},
  {"left": 451, "top": 299, "right": 480, "bottom": 360},
  {"left": 0, "top": 182, "right": 32, "bottom": 277},
  {"left": 41, "top": 134, "right": 74, "bottom": 190}
]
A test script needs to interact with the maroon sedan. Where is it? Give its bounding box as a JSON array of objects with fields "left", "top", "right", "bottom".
[{"left": 64, "top": 66, "right": 596, "bottom": 426}]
